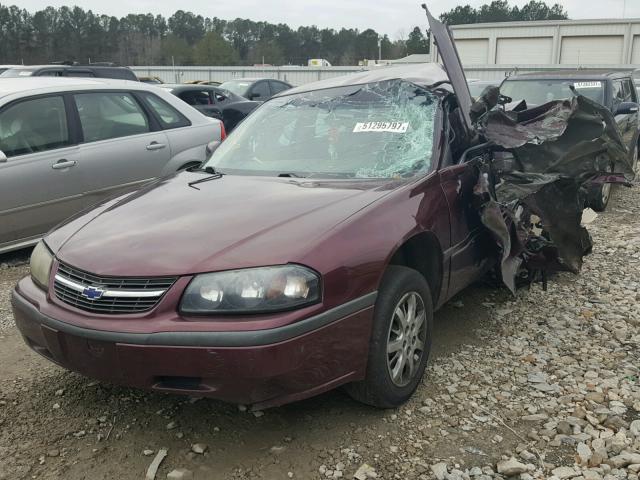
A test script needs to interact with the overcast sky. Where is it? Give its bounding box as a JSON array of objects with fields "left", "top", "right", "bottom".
[{"left": 16, "top": 0, "right": 640, "bottom": 37}]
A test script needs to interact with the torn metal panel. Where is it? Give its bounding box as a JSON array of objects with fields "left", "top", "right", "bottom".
[
  {"left": 473, "top": 93, "right": 635, "bottom": 292},
  {"left": 483, "top": 95, "right": 634, "bottom": 180}
]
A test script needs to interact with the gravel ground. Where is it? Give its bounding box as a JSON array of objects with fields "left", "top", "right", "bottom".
[{"left": 0, "top": 185, "right": 638, "bottom": 480}]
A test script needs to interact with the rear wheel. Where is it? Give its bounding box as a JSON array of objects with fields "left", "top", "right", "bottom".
[
  {"left": 589, "top": 163, "right": 614, "bottom": 212},
  {"left": 345, "top": 266, "right": 433, "bottom": 408}
]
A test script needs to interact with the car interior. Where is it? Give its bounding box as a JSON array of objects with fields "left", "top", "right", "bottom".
[
  {"left": 0, "top": 97, "right": 69, "bottom": 157},
  {"left": 74, "top": 92, "right": 150, "bottom": 142}
]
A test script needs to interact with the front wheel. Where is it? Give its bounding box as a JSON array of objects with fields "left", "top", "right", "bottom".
[{"left": 345, "top": 266, "right": 433, "bottom": 408}]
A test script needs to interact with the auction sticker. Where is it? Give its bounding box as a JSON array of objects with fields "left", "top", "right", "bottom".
[
  {"left": 574, "top": 81, "right": 602, "bottom": 89},
  {"left": 353, "top": 121, "right": 409, "bottom": 133}
]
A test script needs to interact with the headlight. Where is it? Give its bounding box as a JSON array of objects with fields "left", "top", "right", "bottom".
[
  {"left": 30, "top": 241, "right": 53, "bottom": 290},
  {"left": 180, "top": 265, "right": 321, "bottom": 314}
]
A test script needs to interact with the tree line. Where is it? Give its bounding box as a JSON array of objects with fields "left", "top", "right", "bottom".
[
  {"left": 0, "top": 1, "right": 567, "bottom": 67},
  {"left": 441, "top": 0, "right": 567, "bottom": 25}
]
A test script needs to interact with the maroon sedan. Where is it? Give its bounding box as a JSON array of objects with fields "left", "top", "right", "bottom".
[{"left": 12, "top": 37, "right": 496, "bottom": 408}]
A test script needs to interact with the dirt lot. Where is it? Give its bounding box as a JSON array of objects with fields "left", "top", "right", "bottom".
[{"left": 0, "top": 185, "right": 638, "bottom": 480}]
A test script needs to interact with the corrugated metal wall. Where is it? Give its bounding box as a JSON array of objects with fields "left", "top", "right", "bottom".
[
  {"left": 431, "top": 18, "right": 640, "bottom": 81},
  {"left": 130, "top": 66, "right": 365, "bottom": 85}
]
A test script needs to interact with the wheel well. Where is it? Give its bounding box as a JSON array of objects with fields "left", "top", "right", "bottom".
[
  {"left": 388, "top": 232, "right": 443, "bottom": 305},
  {"left": 178, "top": 161, "right": 201, "bottom": 171}
]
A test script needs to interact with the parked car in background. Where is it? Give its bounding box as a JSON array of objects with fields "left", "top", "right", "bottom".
[
  {"left": 159, "top": 83, "right": 260, "bottom": 132},
  {"left": 0, "top": 77, "right": 223, "bottom": 254},
  {"left": 1, "top": 64, "right": 138, "bottom": 81},
  {"left": 139, "top": 76, "right": 164, "bottom": 84},
  {"left": 219, "top": 78, "right": 292, "bottom": 101},
  {"left": 501, "top": 70, "right": 640, "bottom": 210},
  {"left": 467, "top": 79, "right": 499, "bottom": 99},
  {"left": 0, "top": 65, "right": 19, "bottom": 75},
  {"left": 184, "top": 80, "right": 222, "bottom": 86}
]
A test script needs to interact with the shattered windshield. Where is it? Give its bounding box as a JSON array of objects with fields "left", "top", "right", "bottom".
[
  {"left": 207, "top": 79, "right": 438, "bottom": 179},
  {"left": 500, "top": 79, "right": 605, "bottom": 106}
]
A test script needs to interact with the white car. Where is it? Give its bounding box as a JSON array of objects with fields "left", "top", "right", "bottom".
[{"left": 0, "top": 77, "right": 223, "bottom": 254}]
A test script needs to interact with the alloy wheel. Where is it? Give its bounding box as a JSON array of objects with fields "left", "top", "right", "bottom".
[{"left": 386, "top": 292, "right": 427, "bottom": 387}]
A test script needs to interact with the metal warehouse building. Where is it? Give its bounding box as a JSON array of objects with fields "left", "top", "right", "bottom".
[{"left": 430, "top": 18, "right": 640, "bottom": 80}]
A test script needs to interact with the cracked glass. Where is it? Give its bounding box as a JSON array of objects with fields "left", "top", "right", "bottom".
[{"left": 207, "top": 79, "right": 437, "bottom": 179}]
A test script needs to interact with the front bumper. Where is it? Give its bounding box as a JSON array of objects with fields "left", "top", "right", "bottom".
[{"left": 11, "top": 282, "right": 375, "bottom": 408}]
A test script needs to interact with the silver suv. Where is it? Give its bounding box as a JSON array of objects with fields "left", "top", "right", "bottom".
[{"left": 0, "top": 77, "right": 222, "bottom": 254}]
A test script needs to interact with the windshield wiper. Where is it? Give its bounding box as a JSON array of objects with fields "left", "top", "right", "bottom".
[{"left": 188, "top": 166, "right": 224, "bottom": 189}]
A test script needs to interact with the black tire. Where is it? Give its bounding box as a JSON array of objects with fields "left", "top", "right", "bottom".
[
  {"left": 345, "top": 265, "right": 434, "bottom": 408},
  {"left": 588, "top": 162, "right": 615, "bottom": 212}
]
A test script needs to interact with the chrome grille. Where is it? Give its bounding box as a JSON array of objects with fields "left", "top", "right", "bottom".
[{"left": 53, "top": 263, "right": 176, "bottom": 314}]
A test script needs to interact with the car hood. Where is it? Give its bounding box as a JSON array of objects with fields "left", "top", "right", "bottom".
[
  {"left": 424, "top": 5, "right": 473, "bottom": 130},
  {"left": 49, "top": 172, "right": 395, "bottom": 277}
]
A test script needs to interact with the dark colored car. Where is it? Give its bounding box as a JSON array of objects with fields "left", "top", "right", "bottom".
[
  {"left": 159, "top": 84, "right": 260, "bottom": 132},
  {"left": 12, "top": 58, "right": 492, "bottom": 409},
  {"left": 467, "top": 79, "right": 499, "bottom": 99},
  {"left": 1, "top": 65, "right": 139, "bottom": 82},
  {"left": 501, "top": 70, "right": 640, "bottom": 210},
  {"left": 219, "top": 78, "right": 292, "bottom": 101}
]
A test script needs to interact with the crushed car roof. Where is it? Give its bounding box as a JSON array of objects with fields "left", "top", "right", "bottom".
[{"left": 279, "top": 63, "right": 453, "bottom": 97}]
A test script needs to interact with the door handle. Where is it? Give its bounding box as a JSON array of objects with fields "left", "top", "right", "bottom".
[
  {"left": 146, "top": 142, "right": 167, "bottom": 151},
  {"left": 51, "top": 159, "right": 77, "bottom": 170}
]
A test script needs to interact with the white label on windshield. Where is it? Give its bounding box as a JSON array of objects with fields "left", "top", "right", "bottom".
[
  {"left": 18, "top": 71, "right": 32, "bottom": 76},
  {"left": 353, "top": 122, "right": 409, "bottom": 133},
  {"left": 574, "top": 81, "right": 602, "bottom": 89}
]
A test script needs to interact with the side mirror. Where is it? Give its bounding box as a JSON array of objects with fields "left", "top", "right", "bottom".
[
  {"left": 248, "top": 92, "right": 261, "bottom": 100},
  {"left": 615, "top": 102, "right": 639, "bottom": 115},
  {"left": 0, "top": 150, "right": 7, "bottom": 163}
]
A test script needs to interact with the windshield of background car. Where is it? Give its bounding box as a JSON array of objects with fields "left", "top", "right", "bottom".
[
  {"left": 219, "top": 80, "right": 251, "bottom": 97},
  {"left": 468, "top": 82, "right": 497, "bottom": 99},
  {"left": 206, "top": 79, "right": 438, "bottom": 179},
  {"left": 501, "top": 79, "right": 605, "bottom": 105},
  {"left": 0, "top": 68, "right": 36, "bottom": 78}
]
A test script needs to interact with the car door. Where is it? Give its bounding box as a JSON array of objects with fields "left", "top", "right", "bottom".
[
  {"left": 178, "top": 89, "right": 222, "bottom": 120},
  {"left": 0, "top": 94, "right": 84, "bottom": 250},
  {"left": 71, "top": 90, "right": 171, "bottom": 207},
  {"left": 248, "top": 81, "right": 272, "bottom": 101},
  {"left": 269, "top": 80, "right": 291, "bottom": 96},
  {"left": 611, "top": 79, "right": 638, "bottom": 150},
  {"left": 436, "top": 112, "right": 493, "bottom": 298}
]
